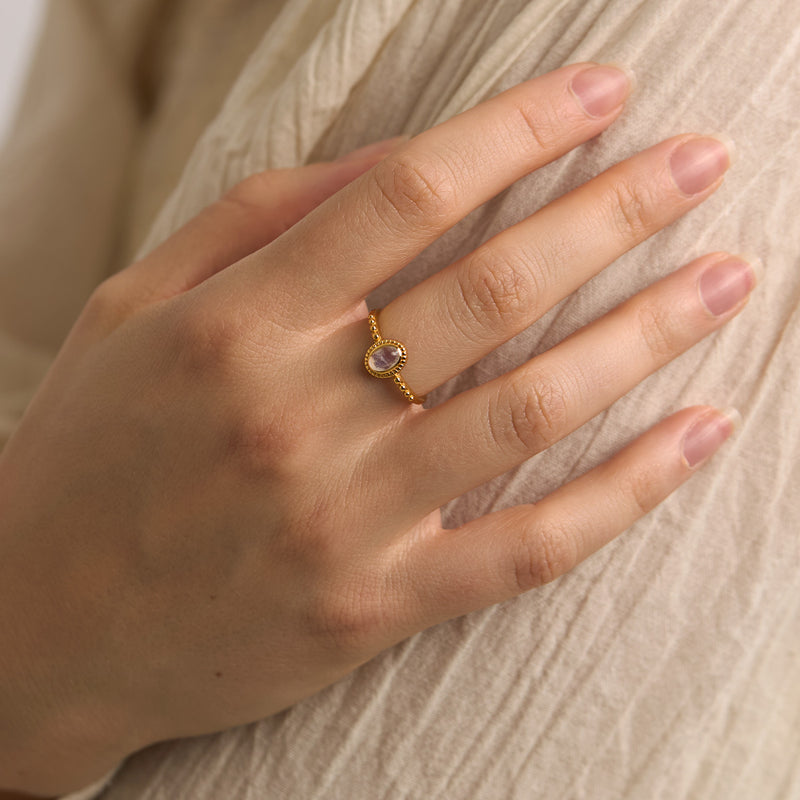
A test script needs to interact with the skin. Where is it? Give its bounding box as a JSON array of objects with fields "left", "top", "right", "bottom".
[{"left": 0, "top": 63, "right": 751, "bottom": 796}]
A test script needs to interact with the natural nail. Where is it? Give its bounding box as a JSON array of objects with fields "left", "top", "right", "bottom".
[
  {"left": 681, "top": 408, "right": 740, "bottom": 468},
  {"left": 669, "top": 136, "right": 732, "bottom": 195},
  {"left": 570, "top": 65, "right": 633, "bottom": 117},
  {"left": 699, "top": 256, "right": 760, "bottom": 316}
]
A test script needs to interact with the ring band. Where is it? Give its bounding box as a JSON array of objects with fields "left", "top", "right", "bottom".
[{"left": 364, "top": 310, "right": 426, "bottom": 404}]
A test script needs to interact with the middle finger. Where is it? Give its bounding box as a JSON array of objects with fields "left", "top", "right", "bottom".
[{"left": 379, "top": 133, "right": 732, "bottom": 395}]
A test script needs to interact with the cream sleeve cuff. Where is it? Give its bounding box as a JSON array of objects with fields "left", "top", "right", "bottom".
[{"left": 58, "top": 767, "right": 120, "bottom": 800}]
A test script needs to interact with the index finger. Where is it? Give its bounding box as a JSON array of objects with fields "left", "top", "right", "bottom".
[{"left": 236, "top": 62, "right": 633, "bottom": 317}]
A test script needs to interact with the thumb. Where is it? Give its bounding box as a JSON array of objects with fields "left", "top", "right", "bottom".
[{"left": 104, "top": 136, "right": 407, "bottom": 315}]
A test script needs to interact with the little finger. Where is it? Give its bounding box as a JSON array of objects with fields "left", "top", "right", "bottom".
[{"left": 401, "top": 405, "right": 739, "bottom": 626}]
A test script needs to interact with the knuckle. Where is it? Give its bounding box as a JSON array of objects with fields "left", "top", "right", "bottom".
[
  {"left": 606, "top": 178, "right": 658, "bottom": 241},
  {"left": 369, "top": 154, "right": 457, "bottom": 231},
  {"left": 512, "top": 99, "right": 562, "bottom": 154},
  {"left": 172, "top": 302, "right": 243, "bottom": 378},
  {"left": 455, "top": 247, "right": 540, "bottom": 339},
  {"left": 222, "top": 173, "right": 292, "bottom": 235},
  {"left": 491, "top": 373, "right": 569, "bottom": 455},
  {"left": 513, "top": 518, "right": 577, "bottom": 591},
  {"left": 224, "top": 410, "right": 300, "bottom": 479},
  {"left": 624, "top": 461, "right": 665, "bottom": 517},
  {"left": 310, "top": 576, "right": 388, "bottom": 657},
  {"left": 225, "top": 171, "right": 270, "bottom": 207},
  {"left": 80, "top": 277, "right": 133, "bottom": 328},
  {"left": 223, "top": 373, "right": 323, "bottom": 479},
  {"left": 637, "top": 301, "right": 683, "bottom": 360}
]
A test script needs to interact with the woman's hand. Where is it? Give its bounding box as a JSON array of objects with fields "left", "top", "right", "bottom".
[{"left": 0, "top": 63, "right": 751, "bottom": 795}]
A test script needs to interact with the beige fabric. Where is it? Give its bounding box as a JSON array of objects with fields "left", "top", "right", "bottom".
[{"left": 0, "top": 0, "right": 798, "bottom": 797}]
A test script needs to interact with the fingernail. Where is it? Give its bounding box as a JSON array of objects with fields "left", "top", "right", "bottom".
[
  {"left": 570, "top": 64, "right": 634, "bottom": 117},
  {"left": 681, "top": 407, "right": 741, "bottom": 468},
  {"left": 669, "top": 136, "right": 733, "bottom": 195},
  {"left": 334, "top": 136, "right": 409, "bottom": 163},
  {"left": 698, "top": 255, "right": 761, "bottom": 316}
]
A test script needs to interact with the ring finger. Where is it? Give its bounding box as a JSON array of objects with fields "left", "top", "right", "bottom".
[
  {"left": 379, "top": 133, "right": 733, "bottom": 395},
  {"left": 397, "top": 250, "right": 758, "bottom": 516}
]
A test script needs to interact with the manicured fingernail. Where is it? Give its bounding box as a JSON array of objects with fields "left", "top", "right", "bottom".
[
  {"left": 334, "top": 136, "right": 409, "bottom": 163},
  {"left": 570, "top": 64, "right": 633, "bottom": 117},
  {"left": 699, "top": 255, "right": 760, "bottom": 316},
  {"left": 681, "top": 407, "right": 741, "bottom": 468},
  {"left": 669, "top": 136, "right": 733, "bottom": 195}
]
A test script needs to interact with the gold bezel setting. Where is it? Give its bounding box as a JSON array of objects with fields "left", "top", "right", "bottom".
[
  {"left": 364, "top": 310, "right": 425, "bottom": 404},
  {"left": 364, "top": 339, "right": 407, "bottom": 378}
]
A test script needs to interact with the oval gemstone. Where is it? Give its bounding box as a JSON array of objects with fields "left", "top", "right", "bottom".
[{"left": 368, "top": 343, "right": 402, "bottom": 374}]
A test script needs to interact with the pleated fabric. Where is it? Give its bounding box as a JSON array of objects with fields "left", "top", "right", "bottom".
[{"left": 0, "top": 0, "right": 795, "bottom": 798}]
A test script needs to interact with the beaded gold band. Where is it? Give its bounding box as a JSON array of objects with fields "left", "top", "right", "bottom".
[{"left": 364, "top": 310, "right": 425, "bottom": 404}]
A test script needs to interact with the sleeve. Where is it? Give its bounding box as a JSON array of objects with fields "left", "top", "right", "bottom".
[
  {"left": 0, "top": 0, "right": 164, "bottom": 447},
  {"left": 59, "top": 768, "right": 120, "bottom": 800}
]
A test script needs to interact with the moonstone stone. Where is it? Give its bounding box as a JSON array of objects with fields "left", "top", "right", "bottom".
[{"left": 368, "top": 343, "right": 402, "bottom": 373}]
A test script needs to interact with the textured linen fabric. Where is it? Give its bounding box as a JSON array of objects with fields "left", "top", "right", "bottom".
[{"left": 0, "top": 0, "right": 797, "bottom": 798}]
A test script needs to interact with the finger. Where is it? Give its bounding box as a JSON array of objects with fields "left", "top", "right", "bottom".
[
  {"left": 92, "top": 139, "right": 405, "bottom": 323},
  {"left": 398, "top": 252, "right": 758, "bottom": 515},
  {"left": 379, "top": 133, "right": 733, "bottom": 394},
  {"left": 401, "top": 405, "right": 739, "bottom": 627},
  {"left": 242, "top": 63, "right": 633, "bottom": 316}
]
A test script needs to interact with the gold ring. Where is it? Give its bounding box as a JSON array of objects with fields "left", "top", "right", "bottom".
[{"left": 364, "top": 310, "right": 425, "bottom": 404}]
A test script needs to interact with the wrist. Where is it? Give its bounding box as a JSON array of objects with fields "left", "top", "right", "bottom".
[
  {"left": 0, "top": 677, "right": 126, "bottom": 795},
  {"left": 0, "top": 706, "right": 126, "bottom": 797},
  {"left": 0, "top": 616, "right": 129, "bottom": 797},
  {"left": 0, "top": 501, "right": 129, "bottom": 795}
]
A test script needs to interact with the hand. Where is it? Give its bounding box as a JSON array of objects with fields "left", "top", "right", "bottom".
[{"left": 0, "top": 63, "right": 751, "bottom": 795}]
